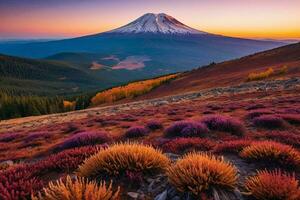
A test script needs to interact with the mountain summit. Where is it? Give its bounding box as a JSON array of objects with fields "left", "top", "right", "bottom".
[{"left": 108, "top": 13, "right": 208, "bottom": 34}]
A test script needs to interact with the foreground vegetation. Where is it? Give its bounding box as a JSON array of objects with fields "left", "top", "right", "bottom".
[{"left": 0, "top": 87, "right": 299, "bottom": 199}]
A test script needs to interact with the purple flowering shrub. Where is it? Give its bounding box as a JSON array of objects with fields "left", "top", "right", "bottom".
[
  {"left": 124, "top": 126, "right": 150, "bottom": 138},
  {"left": 146, "top": 120, "right": 163, "bottom": 131},
  {"left": 0, "top": 133, "right": 21, "bottom": 142},
  {"left": 23, "top": 131, "right": 52, "bottom": 143},
  {"left": 201, "top": 115, "right": 245, "bottom": 136},
  {"left": 59, "top": 131, "right": 111, "bottom": 150},
  {"left": 253, "top": 115, "right": 286, "bottom": 129},
  {"left": 164, "top": 121, "right": 209, "bottom": 138}
]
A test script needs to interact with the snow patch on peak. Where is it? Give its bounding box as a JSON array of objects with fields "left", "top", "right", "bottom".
[{"left": 108, "top": 13, "right": 208, "bottom": 35}]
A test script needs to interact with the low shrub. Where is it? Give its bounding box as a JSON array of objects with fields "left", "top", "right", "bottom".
[
  {"left": 78, "top": 143, "right": 170, "bottom": 179},
  {"left": 260, "top": 131, "right": 300, "bottom": 148},
  {"left": 279, "top": 114, "right": 300, "bottom": 125},
  {"left": 124, "top": 126, "right": 149, "bottom": 138},
  {"left": 0, "top": 165, "right": 43, "bottom": 200},
  {"left": 245, "top": 169, "right": 300, "bottom": 200},
  {"left": 59, "top": 131, "right": 111, "bottom": 150},
  {"left": 32, "top": 176, "right": 120, "bottom": 200},
  {"left": 167, "top": 153, "right": 237, "bottom": 197},
  {"left": 246, "top": 109, "right": 273, "bottom": 119},
  {"left": 240, "top": 141, "right": 300, "bottom": 169},
  {"left": 164, "top": 121, "right": 208, "bottom": 138},
  {"left": 24, "top": 131, "right": 51, "bottom": 143},
  {"left": 247, "top": 67, "right": 274, "bottom": 81},
  {"left": 163, "top": 138, "right": 215, "bottom": 154},
  {"left": 0, "top": 133, "right": 21, "bottom": 142},
  {"left": 253, "top": 115, "right": 286, "bottom": 129},
  {"left": 201, "top": 115, "right": 245, "bottom": 136},
  {"left": 0, "top": 145, "right": 101, "bottom": 199},
  {"left": 245, "top": 104, "right": 266, "bottom": 110},
  {"left": 213, "top": 140, "right": 252, "bottom": 154},
  {"left": 146, "top": 120, "right": 163, "bottom": 131},
  {"left": 39, "top": 145, "right": 101, "bottom": 174}
]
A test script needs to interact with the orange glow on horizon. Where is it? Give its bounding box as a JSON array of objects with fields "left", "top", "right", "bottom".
[{"left": 0, "top": 0, "right": 299, "bottom": 40}]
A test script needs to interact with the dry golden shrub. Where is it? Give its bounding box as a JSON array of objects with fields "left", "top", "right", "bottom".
[
  {"left": 240, "top": 141, "right": 300, "bottom": 169},
  {"left": 245, "top": 169, "right": 300, "bottom": 200},
  {"left": 167, "top": 152, "right": 237, "bottom": 197},
  {"left": 247, "top": 67, "right": 274, "bottom": 81},
  {"left": 63, "top": 100, "right": 76, "bottom": 111},
  {"left": 32, "top": 175, "right": 120, "bottom": 200},
  {"left": 91, "top": 74, "right": 177, "bottom": 105},
  {"left": 78, "top": 143, "right": 170, "bottom": 178}
]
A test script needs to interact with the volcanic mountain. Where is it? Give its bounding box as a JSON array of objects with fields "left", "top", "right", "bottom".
[
  {"left": 0, "top": 13, "right": 284, "bottom": 83},
  {"left": 108, "top": 13, "right": 208, "bottom": 35}
]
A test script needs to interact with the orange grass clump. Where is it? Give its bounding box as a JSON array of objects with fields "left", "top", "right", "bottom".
[
  {"left": 32, "top": 175, "right": 120, "bottom": 200},
  {"left": 245, "top": 169, "right": 300, "bottom": 200},
  {"left": 247, "top": 67, "right": 274, "bottom": 81},
  {"left": 240, "top": 141, "right": 300, "bottom": 169},
  {"left": 91, "top": 74, "right": 177, "bottom": 105},
  {"left": 63, "top": 100, "right": 76, "bottom": 111},
  {"left": 167, "top": 153, "right": 237, "bottom": 197},
  {"left": 78, "top": 143, "right": 170, "bottom": 178}
]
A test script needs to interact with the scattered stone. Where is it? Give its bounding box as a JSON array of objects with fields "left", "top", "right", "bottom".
[
  {"left": 155, "top": 190, "right": 167, "bottom": 200},
  {"left": 127, "top": 192, "right": 139, "bottom": 199}
]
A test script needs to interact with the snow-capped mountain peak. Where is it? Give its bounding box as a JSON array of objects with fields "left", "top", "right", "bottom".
[{"left": 108, "top": 13, "right": 208, "bottom": 35}]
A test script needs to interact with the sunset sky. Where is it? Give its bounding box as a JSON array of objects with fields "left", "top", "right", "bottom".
[{"left": 1, "top": 0, "right": 300, "bottom": 40}]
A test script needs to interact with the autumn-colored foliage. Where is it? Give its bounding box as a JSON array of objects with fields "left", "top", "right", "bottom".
[
  {"left": 279, "top": 114, "right": 300, "bottom": 125},
  {"left": 201, "top": 115, "right": 245, "bottom": 136},
  {"left": 0, "top": 145, "right": 100, "bottom": 200},
  {"left": 246, "top": 109, "right": 273, "bottom": 119},
  {"left": 146, "top": 120, "right": 163, "bottom": 130},
  {"left": 240, "top": 141, "right": 300, "bottom": 169},
  {"left": 78, "top": 143, "right": 170, "bottom": 178},
  {"left": 245, "top": 169, "right": 300, "bottom": 200},
  {"left": 0, "top": 164, "right": 43, "bottom": 200},
  {"left": 167, "top": 152, "right": 237, "bottom": 197},
  {"left": 91, "top": 74, "right": 177, "bottom": 105},
  {"left": 124, "top": 126, "right": 149, "bottom": 138},
  {"left": 253, "top": 115, "right": 286, "bottom": 129},
  {"left": 32, "top": 176, "right": 120, "bottom": 200},
  {"left": 213, "top": 139, "right": 252, "bottom": 154},
  {"left": 163, "top": 138, "right": 215, "bottom": 154},
  {"left": 258, "top": 131, "right": 300, "bottom": 148},
  {"left": 63, "top": 100, "right": 76, "bottom": 111},
  {"left": 164, "top": 120, "right": 209, "bottom": 138},
  {"left": 58, "top": 131, "right": 111, "bottom": 150},
  {"left": 247, "top": 67, "right": 274, "bottom": 81}
]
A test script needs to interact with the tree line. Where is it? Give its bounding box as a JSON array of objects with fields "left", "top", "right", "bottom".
[{"left": 0, "top": 91, "right": 94, "bottom": 120}]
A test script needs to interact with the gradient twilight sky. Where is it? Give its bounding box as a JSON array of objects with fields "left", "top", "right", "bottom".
[{"left": 1, "top": 0, "right": 300, "bottom": 39}]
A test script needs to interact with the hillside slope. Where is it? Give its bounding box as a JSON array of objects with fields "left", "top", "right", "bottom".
[
  {"left": 0, "top": 54, "right": 106, "bottom": 95},
  {"left": 136, "top": 42, "right": 300, "bottom": 99}
]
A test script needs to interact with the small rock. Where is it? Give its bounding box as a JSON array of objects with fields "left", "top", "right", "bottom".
[
  {"left": 1, "top": 160, "right": 13, "bottom": 166},
  {"left": 155, "top": 190, "right": 167, "bottom": 200},
  {"left": 127, "top": 192, "right": 139, "bottom": 199}
]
